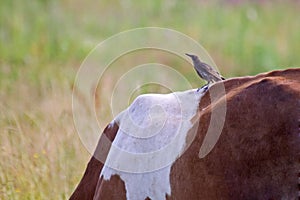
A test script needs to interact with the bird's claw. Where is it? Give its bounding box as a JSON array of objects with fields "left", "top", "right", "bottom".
[{"left": 197, "top": 84, "right": 209, "bottom": 92}]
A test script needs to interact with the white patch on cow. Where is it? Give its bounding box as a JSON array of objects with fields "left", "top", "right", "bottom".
[{"left": 100, "top": 88, "right": 204, "bottom": 200}]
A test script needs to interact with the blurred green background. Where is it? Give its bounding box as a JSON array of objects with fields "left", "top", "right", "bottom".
[{"left": 0, "top": 0, "right": 299, "bottom": 199}]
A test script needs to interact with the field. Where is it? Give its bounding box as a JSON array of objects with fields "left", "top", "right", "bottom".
[{"left": 0, "top": 0, "right": 299, "bottom": 199}]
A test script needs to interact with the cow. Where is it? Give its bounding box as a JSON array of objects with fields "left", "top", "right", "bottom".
[{"left": 70, "top": 68, "right": 300, "bottom": 200}]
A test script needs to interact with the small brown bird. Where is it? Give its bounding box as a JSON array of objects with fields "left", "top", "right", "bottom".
[{"left": 186, "top": 53, "right": 225, "bottom": 86}]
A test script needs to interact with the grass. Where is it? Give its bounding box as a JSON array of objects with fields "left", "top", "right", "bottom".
[{"left": 0, "top": 0, "right": 299, "bottom": 199}]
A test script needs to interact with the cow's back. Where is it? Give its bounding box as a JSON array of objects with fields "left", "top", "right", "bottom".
[{"left": 70, "top": 68, "right": 300, "bottom": 200}]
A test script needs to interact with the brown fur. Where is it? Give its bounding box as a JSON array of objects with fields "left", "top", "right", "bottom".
[
  {"left": 69, "top": 123, "right": 119, "bottom": 200},
  {"left": 169, "top": 68, "right": 300, "bottom": 199}
]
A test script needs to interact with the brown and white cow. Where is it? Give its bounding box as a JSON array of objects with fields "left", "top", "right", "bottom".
[{"left": 70, "top": 68, "right": 300, "bottom": 200}]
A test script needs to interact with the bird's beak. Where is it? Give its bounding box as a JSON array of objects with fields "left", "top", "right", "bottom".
[{"left": 185, "top": 53, "right": 192, "bottom": 57}]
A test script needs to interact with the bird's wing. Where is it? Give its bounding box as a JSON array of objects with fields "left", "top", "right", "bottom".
[
  {"left": 201, "top": 62, "right": 214, "bottom": 71},
  {"left": 200, "top": 62, "right": 222, "bottom": 79}
]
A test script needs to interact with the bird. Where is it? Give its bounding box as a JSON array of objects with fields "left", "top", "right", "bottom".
[{"left": 186, "top": 53, "right": 225, "bottom": 91}]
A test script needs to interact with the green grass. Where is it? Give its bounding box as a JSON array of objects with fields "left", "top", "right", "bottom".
[{"left": 0, "top": 0, "right": 299, "bottom": 199}]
